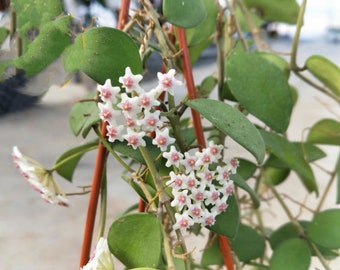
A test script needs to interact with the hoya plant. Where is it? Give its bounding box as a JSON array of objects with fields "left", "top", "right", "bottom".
[{"left": 5, "top": 0, "right": 340, "bottom": 269}]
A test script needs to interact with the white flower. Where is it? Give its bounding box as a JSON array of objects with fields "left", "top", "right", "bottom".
[
  {"left": 97, "top": 79, "right": 121, "bottom": 104},
  {"left": 119, "top": 67, "right": 143, "bottom": 94},
  {"left": 98, "top": 101, "right": 119, "bottom": 124},
  {"left": 81, "top": 238, "right": 114, "bottom": 270},
  {"left": 152, "top": 128, "right": 175, "bottom": 151},
  {"left": 106, "top": 124, "right": 124, "bottom": 142},
  {"left": 156, "top": 69, "right": 182, "bottom": 95},
  {"left": 123, "top": 128, "right": 146, "bottom": 149},
  {"left": 162, "top": 145, "right": 184, "bottom": 168},
  {"left": 173, "top": 212, "right": 194, "bottom": 233}
]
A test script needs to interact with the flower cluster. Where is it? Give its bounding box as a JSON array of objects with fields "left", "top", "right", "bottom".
[
  {"left": 12, "top": 146, "right": 69, "bottom": 206},
  {"left": 164, "top": 141, "right": 238, "bottom": 233},
  {"left": 97, "top": 67, "right": 181, "bottom": 150},
  {"left": 81, "top": 238, "right": 114, "bottom": 270}
]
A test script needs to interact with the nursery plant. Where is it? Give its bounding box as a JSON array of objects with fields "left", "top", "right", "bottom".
[{"left": 4, "top": 0, "right": 340, "bottom": 269}]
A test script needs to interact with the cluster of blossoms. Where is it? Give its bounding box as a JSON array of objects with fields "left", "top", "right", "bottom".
[
  {"left": 97, "top": 67, "right": 181, "bottom": 149},
  {"left": 98, "top": 67, "right": 239, "bottom": 233},
  {"left": 164, "top": 142, "right": 238, "bottom": 233},
  {"left": 81, "top": 237, "right": 114, "bottom": 270},
  {"left": 12, "top": 146, "right": 69, "bottom": 207}
]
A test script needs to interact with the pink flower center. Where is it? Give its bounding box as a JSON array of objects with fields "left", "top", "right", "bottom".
[
  {"left": 187, "top": 178, "right": 196, "bottom": 188},
  {"left": 123, "top": 77, "right": 134, "bottom": 89},
  {"left": 125, "top": 117, "right": 135, "bottom": 127},
  {"left": 205, "top": 216, "right": 215, "bottom": 225},
  {"left": 101, "top": 88, "right": 111, "bottom": 99},
  {"left": 202, "top": 154, "right": 211, "bottom": 164},
  {"left": 211, "top": 192, "right": 219, "bottom": 201},
  {"left": 194, "top": 191, "right": 204, "bottom": 201},
  {"left": 107, "top": 127, "right": 118, "bottom": 137},
  {"left": 147, "top": 117, "right": 157, "bottom": 127},
  {"left": 140, "top": 95, "right": 150, "bottom": 107},
  {"left": 171, "top": 153, "right": 180, "bottom": 162},
  {"left": 128, "top": 136, "right": 139, "bottom": 146},
  {"left": 157, "top": 136, "right": 167, "bottom": 146},
  {"left": 174, "top": 178, "right": 183, "bottom": 187},
  {"left": 179, "top": 218, "right": 189, "bottom": 228},
  {"left": 178, "top": 194, "right": 187, "bottom": 204},
  {"left": 162, "top": 77, "right": 173, "bottom": 88},
  {"left": 191, "top": 207, "right": 201, "bottom": 217},
  {"left": 101, "top": 109, "right": 112, "bottom": 120}
]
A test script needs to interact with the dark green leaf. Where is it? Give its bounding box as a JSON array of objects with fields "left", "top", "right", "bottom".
[
  {"left": 108, "top": 213, "right": 162, "bottom": 268},
  {"left": 260, "top": 167, "right": 290, "bottom": 186},
  {"left": 265, "top": 143, "right": 326, "bottom": 168},
  {"left": 230, "top": 224, "right": 266, "bottom": 262},
  {"left": 186, "top": 0, "right": 218, "bottom": 45},
  {"left": 163, "top": 0, "right": 206, "bottom": 28},
  {"left": 305, "top": 55, "right": 340, "bottom": 97},
  {"left": 307, "top": 209, "right": 340, "bottom": 249},
  {"left": 54, "top": 140, "right": 98, "bottom": 182},
  {"left": 269, "top": 239, "right": 311, "bottom": 270},
  {"left": 197, "top": 75, "right": 217, "bottom": 98},
  {"left": 231, "top": 174, "right": 260, "bottom": 208},
  {"left": 68, "top": 93, "right": 100, "bottom": 137},
  {"left": 201, "top": 236, "right": 224, "bottom": 266},
  {"left": 187, "top": 99, "right": 265, "bottom": 163},
  {"left": 307, "top": 119, "right": 340, "bottom": 145},
  {"left": 259, "top": 129, "right": 317, "bottom": 194},
  {"left": 270, "top": 221, "right": 338, "bottom": 260},
  {"left": 188, "top": 38, "right": 214, "bottom": 66},
  {"left": 227, "top": 51, "right": 293, "bottom": 133},
  {"left": 62, "top": 27, "right": 142, "bottom": 85},
  {"left": 243, "top": 0, "right": 300, "bottom": 24},
  {"left": 208, "top": 195, "right": 240, "bottom": 238},
  {"left": 13, "top": 15, "right": 72, "bottom": 77},
  {"left": 236, "top": 158, "right": 258, "bottom": 180}
]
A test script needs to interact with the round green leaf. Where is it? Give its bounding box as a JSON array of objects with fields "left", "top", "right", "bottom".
[
  {"left": 269, "top": 239, "right": 311, "bottom": 270},
  {"left": 307, "top": 209, "right": 340, "bottom": 249},
  {"left": 201, "top": 236, "right": 224, "bottom": 266},
  {"left": 230, "top": 224, "right": 266, "bottom": 262},
  {"left": 62, "top": 27, "right": 142, "bottom": 85},
  {"left": 13, "top": 15, "right": 72, "bottom": 77},
  {"left": 307, "top": 119, "right": 340, "bottom": 145},
  {"left": 163, "top": 0, "right": 206, "bottom": 28},
  {"left": 187, "top": 99, "right": 265, "bottom": 164},
  {"left": 227, "top": 51, "right": 294, "bottom": 133},
  {"left": 306, "top": 55, "right": 340, "bottom": 97},
  {"left": 243, "top": 0, "right": 300, "bottom": 24},
  {"left": 258, "top": 52, "right": 290, "bottom": 78},
  {"left": 208, "top": 195, "right": 240, "bottom": 238},
  {"left": 261, "top": 167, "right": 290, "bottom": 186},
  {"left": 108, "top": 213, "right": 162, "bottom": 268},
  {"left": 186, "top": 0, "right": 218, "bottom": 45}
]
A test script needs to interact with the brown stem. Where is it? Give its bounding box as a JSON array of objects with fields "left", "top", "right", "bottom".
[{"left": 78, "top": 0, "right": 131, "bottom": 267}]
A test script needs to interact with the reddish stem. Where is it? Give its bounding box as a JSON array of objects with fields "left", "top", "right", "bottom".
[
  {"left": 219, "top": 236, "right": 235, "bottom": 270},
  {"left": 176, "top": 28, "right": 206, "bottom": 149},
  {"left": 176, "top": 27, "right": 234, "bottom": 269},
  {"left": 79, "top": 1, "right": 131, "bottom": 267}
]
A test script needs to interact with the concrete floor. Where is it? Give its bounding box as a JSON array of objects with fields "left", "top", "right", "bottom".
[{"left": 0, "top": 39, "right": 339, "bottom": 269}]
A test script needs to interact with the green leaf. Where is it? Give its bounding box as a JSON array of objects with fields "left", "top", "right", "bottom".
[
  {"left": 186, "top": 0, "right": 218, "bottom": 45},
  {"left": 108, "top": 213, "right": 162, "bottom": 269},
  {"left": 13, "top": 15, "right": 71, "bottom": 77},
  {"left": 201, "top": 237, "right": 224, "bottom": 266},
  {"left": 269, "top": 239, "right": 311, "bottom": 270},
  {"left": 227, "top": 51, "right": 293, "bottom": 133},
  {"left": 62, "top": 27, "right": 142, "bottom": 85},
  {"left": 12, "top": 0, "right": 64, "bottom": 50},
  {"left": 305, "top": 55, "right": 340, "bottom": 97},
  {"left": 54, "top": 140, "right": 98, "bottom": 182},
  {"left": 163, "top": 0, "right": 206, "bottom": 28},
  {"left": 196, "top": 75, "right": 218, "bottom": 98},
  {"left": 188, "top": 37, "right": 214, "bottom": 66},
  {"left": 187, "top": 99, "right": 265, "bottom": 164},
  {"left": 258, "top": 52, "right": 290, "bottom": 79},
  {"left": 337, "top": 153, "right": 340, "bottom": 204},
  {"left": 243, "top": 0, "right": 300, "bottom": 24},
  {"left": 307, "top": 119, "right": 340, "bottom": 145},
  {"left": 265, "top": 143, "right": 326, "bottom": 168},
  {"left": 208, "top": 195, "right": 240, "bottom": 238},
  {"left": 231, "top": 174, "right": 260, "bottom": 208},
  {"left": 260, "top": 167, "right": 290, "bottom": 186},
  {"left": 0, "top": 27, "right": 9, "bottom": 46},
  {"left": 230, "top": 224, "right": 266, "bottom": 262},
  {"left": 236, "top": 158, "right": 258, "bottom": 180},
  {"left": 68, "top": 93, "right": 100, "bottom": 137},
  {"left": 270, "top": 221, "right": 338, "bottom": 260},
  {"left": 307, "top": 209, "right": 340, "bottom": 249},
  {"left": 259, "top": 129, "right": 317, "bottom": 194}
]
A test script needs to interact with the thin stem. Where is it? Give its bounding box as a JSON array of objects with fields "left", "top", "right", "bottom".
[
  {"left": 308, "top": 241, "right": 332, "bottom": 270},
  {"left": 315, "top": 156, "right": 339, "bottom": 213},
  {"left": 290, "top": 0, "right": 307, "bottom": 70},
  {"left": 97, "top": 165, "right": 107, "bottom": 240}
]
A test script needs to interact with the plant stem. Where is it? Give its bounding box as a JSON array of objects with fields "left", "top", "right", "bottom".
[
  {"left": 97, "top": 165, "right": 107, "bottom": 239},
  {"left": 79, "top": 123, "right": 108, "bottom": 267},
  {"left": 290, "top": 0, "right": 307, "bottom": 70},
  {"left": 79, "top": 0, "right": 131, "bottom": 267}
]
